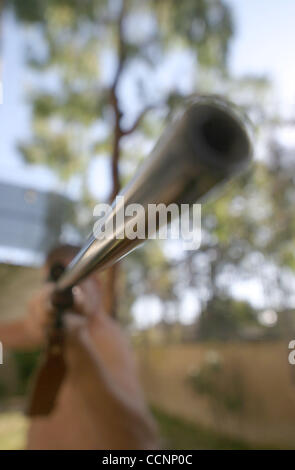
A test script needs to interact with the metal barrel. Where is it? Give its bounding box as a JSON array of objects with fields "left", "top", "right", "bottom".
[{"left": 56, "top": 96, "right": 252, "bottom": 292}]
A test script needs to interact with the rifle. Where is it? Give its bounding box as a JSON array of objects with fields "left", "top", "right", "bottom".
[{"left": 26, "top": 96, "right": 252, "bottom": 416}]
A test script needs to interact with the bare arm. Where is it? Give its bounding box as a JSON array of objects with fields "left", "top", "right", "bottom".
[
  {"left": 23, "top": 279, "right": 158, "bottom": 449},
  {"left": 64, "top": 312, "right": 158, "bottom": 449}
]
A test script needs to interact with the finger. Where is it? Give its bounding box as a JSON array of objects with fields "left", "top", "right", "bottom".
[
  {"left": 63, "top": 313, "right": 89, "bottom": 354},
  {"left": 79, "top": 278, "right": 102, "bottom": 315},
  {"left": 29, "top": 284, "right": 55, "bottom": 324},
  {"left": 72, "top": 286, "right": 88, "bottom": 316},
  {"left": 41, "top": 283, "right": 56, "bottom": 315},
  {"left": 64, "top": 312, "right": 87, "bottom": 332},
  {"left": 72, "top": 284, "right": 100, "bottom": 318}
]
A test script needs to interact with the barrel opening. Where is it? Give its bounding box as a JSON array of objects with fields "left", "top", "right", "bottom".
[
  {"left": 202, "top": 113, "right": 236, "bottom": 155},
  {"left": 194, "top": 104, "right": 251, "bottom": 168}
]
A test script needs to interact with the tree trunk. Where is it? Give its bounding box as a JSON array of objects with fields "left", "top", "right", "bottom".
[{"left": 104, "top": 124, "right": 122, "bottom": 318}]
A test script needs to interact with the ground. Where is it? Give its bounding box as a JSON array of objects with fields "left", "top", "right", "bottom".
[
  {"left": 0, "top": 407, "right": 257, "bottom": 450},
  {"left": 0, "top": 412, "right": 28, "bottom": 450}
]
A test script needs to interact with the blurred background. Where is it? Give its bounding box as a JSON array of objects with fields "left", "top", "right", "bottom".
[{"left": 1, "top": 0, "right": 295, "bottom": 449}]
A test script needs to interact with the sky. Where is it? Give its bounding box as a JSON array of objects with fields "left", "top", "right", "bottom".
[
  {"left": 1, "top": 0, "right": 295, "bottom": 325},
  {"left": 226, "top": 0, "right": 295, "bottom": 117}
]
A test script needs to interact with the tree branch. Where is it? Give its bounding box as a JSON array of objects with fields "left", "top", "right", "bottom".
[
  {"left": 122, "top": 105, "right": 156, "bottom": 136},
  {"left": 110, "top": 0, "right": 127, "bottom": 96},
  {"left": 108, "top": 0, "right": 128, "bottom": 203}
]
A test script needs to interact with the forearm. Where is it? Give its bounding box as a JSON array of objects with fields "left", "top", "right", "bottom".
[
  {"left": 0, "top": 319, "right": 40, "bottom": 350},
  {"left": 66, "top": 328, "right": 158, "bottom": 449}
]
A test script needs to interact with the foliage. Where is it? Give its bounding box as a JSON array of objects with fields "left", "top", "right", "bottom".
[
  {"left": 12, "top": 350, "right": 40, "bottom": 395},
  {"left": 152, "top": 406, "right": 261, "bottom": 449},
  {"left": 187, "top": 351, "right": 245, "bottom": 413},
  {"left": 7, "top": 0, "right": 233, "bottom": 181},
  {"left": 5, "top": 0, "right": 295, "bottom": 330},
  {"left": 197, "top": 297, "right": 258, "bottom": 341}
]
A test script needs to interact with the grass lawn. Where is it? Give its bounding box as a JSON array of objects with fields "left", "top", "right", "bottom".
[
  {"left": 0, "top": 412, "right": 28, "bottom": 450},
  {"left": 0, "top": 407, "right": 269, "bottom": 450},
  {"left": 152, "top": 407, "right": 258, "bottom": 449}
]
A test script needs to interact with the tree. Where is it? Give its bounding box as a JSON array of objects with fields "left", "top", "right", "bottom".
[{"left": 6, "top": 0, "right": 234, "bottom": 318}]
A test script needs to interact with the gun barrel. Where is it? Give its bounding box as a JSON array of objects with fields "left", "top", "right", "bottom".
[{"left": 56, "top": 96, "right": 252, "bottom": 293}]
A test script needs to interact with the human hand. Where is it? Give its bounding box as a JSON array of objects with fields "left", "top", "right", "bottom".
[
  {"left": 24, "top": 284, "right": 55, "bottom": 346},
  {"left": 24, "top": 275, "right": 102, "bottom": 347}
]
